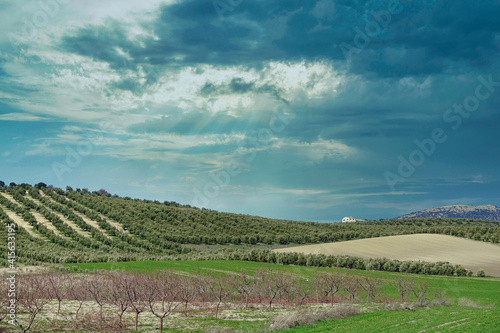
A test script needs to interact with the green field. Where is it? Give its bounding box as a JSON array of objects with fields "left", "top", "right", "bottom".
[
  {"left": 283, "top": 306, "right": 497, "bottom": 333},
  {"left": 64, "top": 260, "right": 500, "bottom": 332}
]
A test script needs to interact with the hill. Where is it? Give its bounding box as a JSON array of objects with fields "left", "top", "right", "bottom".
[
  {"left": 0, "top": 183, "right": 499, "bottom": 266},
  {"left": 397, "top": 204, "right": 500, "bottom": 221},
  {"left": 274, "top": 234, "right": 500, "bottom": 276}
]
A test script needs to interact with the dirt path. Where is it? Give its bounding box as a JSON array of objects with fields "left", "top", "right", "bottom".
[
  {"left": 0, "top": 202, "right": 42, "bottom": 239},
  {"left": 26, "top": 194, "right": 92, "bottom": 238},
  {"left": 0, "top": 191, "right": 21, "bottom": 205},
  {"left": 57, "top": 193, "right": 129, "bottom": 234},
  {"left": 41, "top": 194, "right": 112, "bottom": 239},
  {"left": 30, "top": 210, "right": 71, "bottom": 240}
]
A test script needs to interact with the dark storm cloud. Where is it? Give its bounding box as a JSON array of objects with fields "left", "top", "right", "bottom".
[
  {"left": 60, "top": 0, "right": 500, "bottom": 83},
  {"left": 62, "top": 22, "right": 138, "bottom": 71}
]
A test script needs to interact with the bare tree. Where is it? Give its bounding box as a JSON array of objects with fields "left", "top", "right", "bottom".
[
  {"left": 412, "top": 281, "right": 428, "bottom": 304},
  {"left": 391, "top": 277, "right": 414, "bottom": 302},
  {"left": 315, "top": 272, "right": 345, "bottom": 305},
  {"left": 207, "top": 276, "right": 230, "bottom": 319},
  {"left": 256, "top": 269, "right": 281, "bottom": 310},
  {"left": 85, "top": 274, "right": 108, "bottom": 320},
  {"left": 275, "top": 271, "right": 295, "bottom": 305},
  {"left": 123, "top": 272, "right": 148, "bottom": 330},
  {"left": 106, "top": 273, "right": 130, "bottom": 326},
  {"left": 146, "top": 271, "right": 181, "bottom": 332},
  {"left": 15, "top": 274, "right": 51, "bottom": 333},
  {"left": 194, "top": 273, "right": 210, "bottom": 303},
  {"left": 178, "top": 276, "right": 196, "bottom": 316},
  {"left": 231, "top": 272, "right": 255, "bottom": 308},
  {"left": 67, "top": 276, "right": 89, "bottom": 319},
  {"left": 46, "top": 272, "right": 73, "bottom": 315},
  {"left": 344, "top": 276, "right": 361, "bottom": 301},
  {"left": 359, "top": 276, "right": 382, "bottom": 303},
  {"left": 292, "top": 279, "right": 313, "bottom": 308}
]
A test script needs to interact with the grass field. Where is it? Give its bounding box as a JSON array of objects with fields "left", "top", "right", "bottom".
[
  {"left": 282, "top": 306, "right": 498, "bottom": 333},
  {"left": 63, "top": 260, "right": 500, "bottom": 332},
  {"left": 274, "top": 234, "right": 500, "bottom": 277}
]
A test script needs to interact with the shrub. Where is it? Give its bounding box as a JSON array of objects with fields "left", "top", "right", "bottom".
[
  {"left": 477, "top": 269, "right": 486, "bottom": 277},
  {"left": 458, "top": 297, "right": 481, "bottom": 308},
  {"left": 430, "top": 290, "right": 451, "bottom": 306},
  {"left": 269, "top": 305, "right": 359, "bottom": 331}
]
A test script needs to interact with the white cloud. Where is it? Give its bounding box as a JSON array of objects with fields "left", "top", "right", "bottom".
[
  {"left": 0, "top": 113, "right": 48, "bottom": 121},
  {"left": 3, "top": 43, "right": 345, "bottom": 125},
  {"left": 279, "top": 137, "right": 354, "bottom": 162}
]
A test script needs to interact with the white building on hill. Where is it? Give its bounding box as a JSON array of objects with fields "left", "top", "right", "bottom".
[{"left": 341, "top": 216, "right": 356, "bottom": 223}]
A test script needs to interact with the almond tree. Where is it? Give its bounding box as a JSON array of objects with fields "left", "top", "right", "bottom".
[
  {"left": 391, "top": 277, "right": 414, "bottom": 302},
  {"left": 85, "top": 274, "right": 108, "bottom": 320},
  {"left": 106, "top": 273, "right": 130, "bottom": 326},
  {"left": 123, "top": 272, "right": 148, "bottom": 330},
  {"left": 231, "top": 272, "right": 255, "bottom": 308},
  {"left": 68, "top": 277, "right": 89, "bottom": 319},
  {"left": 292, "top": 279, "right": 313, "bottom": 308},
  {"left": 15, "top": 274, "right": 51, "bottom": 333},
  {"left": 315, "top": 272, "right": 345, "bottom": 305},
  {"left": 275, "top": 271, "right": 295, "bottom": 305},
  {"left": 359, "top": 276, "right": 382, "bottom": 302},
  {"left": 146, "top": 271, "right": 181, "bottom": 332},
  {"left": 207, "top": 276, "right": 230, "bottom": 319},
  {"left": 194, "top": 273, "right": 210, "bottom": 303},
  {"left": 256, "top": 269, "right": 281, "bottom": 310},
  {"left": 412, "top": 281, "right": 428, "bottom": 304},
  {"left": 46, "top": 272, "right": 73, "bottom": 315},
  {"left": 178, "top": 276, "right": 196, "bottom": 316},
  {"left": 344, "top": 276, "right": 361, "bottom": 301}
]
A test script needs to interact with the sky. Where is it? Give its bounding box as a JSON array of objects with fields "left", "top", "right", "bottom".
[{"left": 1, "top": 0, "right": 499, "bottom": 222}]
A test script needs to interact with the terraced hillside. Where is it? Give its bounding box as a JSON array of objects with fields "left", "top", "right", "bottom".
[{"left": 0, "top": 184, "right": 499, "bottom": 267}]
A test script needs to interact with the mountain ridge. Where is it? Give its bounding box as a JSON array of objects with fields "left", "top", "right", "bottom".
[{"left": 397, "top": 204, "right": 500, "bottom": 221}]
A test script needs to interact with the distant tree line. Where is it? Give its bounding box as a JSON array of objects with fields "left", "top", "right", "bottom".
[{"left": 175, "top": 248, "right": 478, "bottom": 277}]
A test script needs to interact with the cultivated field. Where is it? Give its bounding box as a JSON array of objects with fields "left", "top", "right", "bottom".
[
  {"left": 61, "top": 260, "right": 500, "bottom": 333},
  {"left": 274, "top": 234, "right": 500, "bottom": 277}
]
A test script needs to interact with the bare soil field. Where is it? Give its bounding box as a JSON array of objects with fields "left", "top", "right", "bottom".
[{"left": 274, "top": 234, "right": 500, "bottom": 277}]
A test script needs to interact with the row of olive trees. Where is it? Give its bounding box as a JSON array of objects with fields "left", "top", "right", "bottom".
[{"left": 0, "top": 270, "right": 430, "bottom": 332}]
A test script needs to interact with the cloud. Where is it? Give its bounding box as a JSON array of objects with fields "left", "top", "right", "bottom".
[
  {"left": 1, "top": 0, "right": 500, "bottom": 221},
  {"left": 0, "top": 113, "right": 48, "bottom": 121}
]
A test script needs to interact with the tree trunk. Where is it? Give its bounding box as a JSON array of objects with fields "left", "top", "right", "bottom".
[
  {"left": 75, "top": 302, "right": 83, "bottom": 319},
  {"left": 215, "top": 301, "right": 221, "bottom": 318}
]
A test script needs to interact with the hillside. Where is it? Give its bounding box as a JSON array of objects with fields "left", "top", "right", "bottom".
[
  {"left": 397, "top": 204, "right": 500, "bottom": 221},
  {"left": 274, "top": 234, "right": 500, "bottom": 276},
  {"left": 1, "top": 183, "right": 499, "bottom": 266}
]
